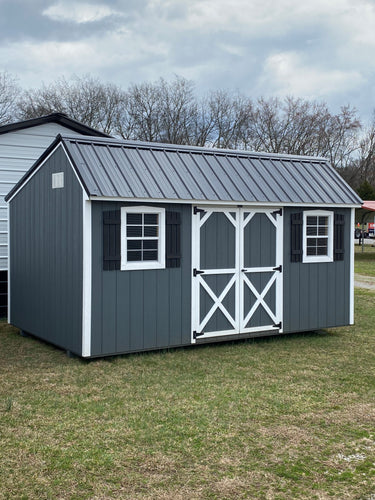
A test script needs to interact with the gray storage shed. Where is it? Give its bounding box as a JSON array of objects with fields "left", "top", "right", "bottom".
[{"left": 6, "top": 134, "right": 362, "bottom": 357}]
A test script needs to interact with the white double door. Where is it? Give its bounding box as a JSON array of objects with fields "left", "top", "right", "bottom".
[{"left": 192, "top": 206, "right": 283, "bottom": 341}]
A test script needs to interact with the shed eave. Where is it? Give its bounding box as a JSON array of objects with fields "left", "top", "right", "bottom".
[
  {"left": 0, "top": 113, "right": 110, "bottom": 137},
  {"left": 88, "top": 195, "right": 361, "bottom": 209}
]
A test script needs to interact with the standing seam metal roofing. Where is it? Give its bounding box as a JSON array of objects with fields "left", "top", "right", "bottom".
[
  {"left": 5, "top": 134, "right": 363, "bottom": 205},
  {"left": 62, "top": 135, "right": 362, "bottom": 205}
]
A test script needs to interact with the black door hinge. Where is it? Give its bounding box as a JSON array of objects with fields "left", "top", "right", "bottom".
[
  {"left": 193, "top": 330, "right": 204, "bottom": 339},
  {"left": 272, "top": 208, "right": 282, "bottom": 216},
  {"left": 273, "top": 265, "right": 282, "bottom": 272},
  {"left": 193, "top": 206, "right": 206, "bottom": 215},
  {"left": 193, "top": 268, "right": 205, "bottom": 277},
  {"left": 273, "top": 321, "right": 282, "bottom": 329}
]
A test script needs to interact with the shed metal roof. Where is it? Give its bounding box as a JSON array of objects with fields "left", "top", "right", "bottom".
[
  {"left": 6, "top": 134, "right": 362, "bottom": 206},
  {"left": 0, "top": 113, "right": 110, "bottom": 138}
]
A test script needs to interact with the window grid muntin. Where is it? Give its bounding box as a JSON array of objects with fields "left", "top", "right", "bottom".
[
  {"left": 121, "top": 206, "right": 166, "bottom": 270},
  {"left": 303, "top": 211, "right": 333, "bottom": 263},
  {"left": 306, "top": 215, "right": 329, "bottom": 257},
  {"left": 126, "top": 212, "right": 159, "bottom": 263}
]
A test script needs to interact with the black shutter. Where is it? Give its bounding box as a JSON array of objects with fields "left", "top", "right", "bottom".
[
  {"left": 166, "top": 211, "right": 181, "bottom": 268},
  {"left": 334, "top": 213, "right": 345, "bottom": 261},
  {"left": 291, "top": 212, "right": 303, "bottom": 262},
  {"left": 103, "top": 210, "right": 121, "bottom": 270}
]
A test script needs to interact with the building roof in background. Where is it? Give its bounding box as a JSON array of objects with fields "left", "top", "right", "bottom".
[
  {"left": 6, "top": 134, "right": 362, "bottom": 206},
  {"left": 362, "top": 201, "right": 375, "bottom": 211},
  {"left": 0, "top": 113, "right": 110, "bottom": 138}
]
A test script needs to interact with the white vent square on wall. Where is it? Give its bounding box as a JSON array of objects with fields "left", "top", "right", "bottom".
[{"left": 52, "top": 172, "right": 64, "bottom": 189}]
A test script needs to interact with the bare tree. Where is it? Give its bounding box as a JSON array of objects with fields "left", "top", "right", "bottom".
[
  {"left": 116, "top": 76, "right": 213, "bottom": 146},
  {"left": 241, "top": 96, "right": 361, "bottom": 168},
  {"left": 157, "top": 77, "right": 194, "bottom": 144},
  {"left": 340, "top": 111, "right": 375, "bottom": 190},
  {"left": 318, "top": 105, "right": 361, "bottom": 169},
  {"left": 206, "top": 90, "right": 251, "bottom": 149},
  {"left": 358, "top": 115, "right": 375, "bottom": 185},
  {"left": 12, "top": 72, "right": 365, "bottom": 182},
  {"left": 115, "top": 80, "right": 162, "bottom": 141},
  {"left": 17, "top": 75, "right": 125, "bottom": 134},
  {"left": 0, "top": 72, "right": 21, "bottom": 125}
]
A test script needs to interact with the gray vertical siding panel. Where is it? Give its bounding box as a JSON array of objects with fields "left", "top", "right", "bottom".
[
  {"left": 9, "top": 147, "right": 83, "bottom": 354},
  {"left": 116, "top": 276, "right": 131, "bottom": 352},
  {"left": 90, "top": 201, "right": 192, "bottom": 356},
  {"left": 144, "top": 270, "right": 158, "bottom": 348},
  {"left": 102, "top": 272, "right": 117, "bottom": 353},
  {"left": 169, "top": 269, "right": 182, "bottom": 345},
  {"left": 326, "top": 263, "right": 336, "bottom": 326},
  {"left": 156, "top": 272, "right": 170, "bottom": 347},
  {"left": 129, "top": 271, "right": 145, "bottom": 351},
  {"left": 283, "top": 207, "right": 351, "bottom": 333}
]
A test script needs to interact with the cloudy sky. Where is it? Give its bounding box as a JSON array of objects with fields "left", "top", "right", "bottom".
[{"left": 0, "top": 0, "right": 374, "bottom": 121}]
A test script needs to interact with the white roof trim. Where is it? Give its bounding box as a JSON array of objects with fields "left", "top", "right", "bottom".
[{"left": 89, "top": 195, "right": 361, "bottom": 209}]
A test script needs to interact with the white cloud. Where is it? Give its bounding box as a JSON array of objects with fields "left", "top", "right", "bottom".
[
  {"left": 259, "top": 51, "right": 364, "bottom": 98},
  {"left": 0, "top": 28, "right": 169, "bottom": 88},
  {"left": 42, "top": 2, "right": 118, "bottom": 24},
  {"left": 0, "top": 0, "right": 374, "bottom": 121}
]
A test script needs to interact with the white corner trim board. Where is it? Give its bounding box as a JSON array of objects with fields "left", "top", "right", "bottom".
[
  {"left": 350, "top": 208, "right": 355, "bottom": 325},
  {"left": 81, "top": 198, "right": 92, "bottom": 357}
]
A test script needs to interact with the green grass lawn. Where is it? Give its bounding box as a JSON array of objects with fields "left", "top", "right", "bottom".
[
  {"left": 1, "top": 250, "right": 375, "bottom": 499},
  {"left": 355, "top": 243, "right": 375, "bottom": 276}
]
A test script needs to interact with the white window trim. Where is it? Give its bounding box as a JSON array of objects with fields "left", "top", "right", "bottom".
[
  {"left": 303, "top": 210, "right": 333, "bottom": 263},
  {"left": 121, "top": 206, "right": 166, "bottom": 271}
]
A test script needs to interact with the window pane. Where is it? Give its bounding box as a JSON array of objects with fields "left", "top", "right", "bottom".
[
  {"left": 127, "top": 250, "right": 142, "bottom": 261},
  {"left": 318, "top": 226, "right": 328, "bottom": 236},
  {"left": 144, "top": 226, "right": 158, "bottom": 237},
  {"left": 127, "top": 213, "right": 142, "bottom": 224},
  {"left": 143, "top": 240, "right": 158, "bottom": 250},
  {"left": 144, "top": 213, "right": 158, "bottom": 225},
  {"left": 128, "top": 240, "right": 142, "bottom": 250},
  {"left": 307, "top": 226, "right": 317, "bottom": 236},
  {"left": 143, "top": 250, "right": 158, "bottom": 261},
  {"left": 306, "top": 216, "right": 317, "bottom": 225},
  {"left": 307, "top": 235, "right": 328, "bottom": 257},
  {"left": 124, "top": 209, "right": 162, "bottom": 266},
  {"left": 127, "top": 225, "right": 142, "bottom": 237},
  {"left": 318, "top": 216, "right": 328, "bottom": 226}
]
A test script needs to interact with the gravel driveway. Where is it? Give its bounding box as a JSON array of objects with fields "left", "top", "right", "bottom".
[{"left": 354, "top": 274, "right": 375, "bottom": 290}]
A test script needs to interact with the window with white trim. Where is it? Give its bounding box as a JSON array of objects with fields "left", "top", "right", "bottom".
[
  {"left": 303, "top": 210, "right": 333, "bottom": 263},
  {"left": 121, "top": 206, "right": 165, "bottom": 270}
]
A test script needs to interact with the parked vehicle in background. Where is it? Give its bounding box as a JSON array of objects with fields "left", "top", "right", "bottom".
[{"left": 355, "top": 222, "right": 375, "bottom": 239}]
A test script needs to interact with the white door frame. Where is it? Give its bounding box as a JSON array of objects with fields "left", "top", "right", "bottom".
[{"left": 191, "top": 205, "right": 283, "bottom": 343}]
